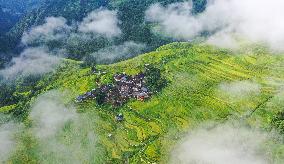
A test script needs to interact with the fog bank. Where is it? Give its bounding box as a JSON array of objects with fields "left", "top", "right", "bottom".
[
  {"left": 146, "top": 0, "right": 284, "bottom": 51},
  {"left": 171, "top": 123, "right": 273, "bottom": 164}
]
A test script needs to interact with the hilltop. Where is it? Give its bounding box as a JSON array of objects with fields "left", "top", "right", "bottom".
[{"left": 1, "top": 42, "right": 284, "bottom": 163}]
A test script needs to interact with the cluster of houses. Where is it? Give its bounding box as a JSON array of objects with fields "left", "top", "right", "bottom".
[{"left": 75, "top": 72, "right": 151, "bottom": 107}]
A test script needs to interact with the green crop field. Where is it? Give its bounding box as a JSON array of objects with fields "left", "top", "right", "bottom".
[{"left": 2, "top": 42, "right": 284, "bottom": 163}]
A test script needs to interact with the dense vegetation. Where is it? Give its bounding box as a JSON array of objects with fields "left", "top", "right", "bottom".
[
  {"left": 0, "top": 0, "right": 42, "bottom": 35},
  {"left": 0, "top": 0, "right": 208, "bottom": 114},
  {"left": 1, "top": 1, "right": 283, "bottom": 163},
  {"left": 0, "top": 0, "right": 207, "bottom": 60},
  {"left": 1, "top": 42, "right": 284, "bottom": 163}
]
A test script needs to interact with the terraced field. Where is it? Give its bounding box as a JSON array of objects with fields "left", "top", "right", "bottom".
[{"left": 4, "top": 42, "right": 284, "bottom": 163}]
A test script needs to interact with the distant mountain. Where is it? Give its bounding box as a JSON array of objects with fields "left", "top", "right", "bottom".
[
  {"left": 0, "top": 7, "right": 12, "bottom": 34},
  {"left": 0, "top": 0, "right": 207, "bottom": 55},
  {"left": 0, "top": 0, "right": 43, "bottom": 34}
]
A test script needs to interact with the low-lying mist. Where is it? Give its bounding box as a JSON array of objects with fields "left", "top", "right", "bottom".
[
  {"left": 0, "top": 47, "right": 62, "bottom": 80},
  {"left": 90, "top": 41, "right": 146, "bottom": 64},
  {"left": 0, "top": 8, "right": 147, "bottom": 81},
  {"left": 218, "top": 80, "right": 261, "bottom": 102},
  {"left": 29, "top": 90, "right": 99, "bottom": 163},
  {"left": 30, "top": 90, "right": 77, "bottom": 139},
  {"left": 146, "top": 0, "right": 284, "bottom": 51},
  {"left": 0, "top": 90, "right": 101, "bottom": 163},
  {"left": 0, "top": 114, "right": 22, "bottom": 163},
  {"left": 170, "top": 122, "right": 279, "bottom": 164}
]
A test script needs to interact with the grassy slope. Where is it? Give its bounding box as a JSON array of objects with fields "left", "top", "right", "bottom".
[{"left": 6, "top": 42, "right": 284, "bottom": 163}]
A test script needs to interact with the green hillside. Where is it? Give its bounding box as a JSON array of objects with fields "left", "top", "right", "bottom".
[{"left": 2, "top": 42, "right": 284, "bottom": 163}]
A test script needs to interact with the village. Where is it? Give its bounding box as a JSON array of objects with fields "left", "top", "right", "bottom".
[{"left": 75, "top": 72, "right": 152, "bottom": 107}]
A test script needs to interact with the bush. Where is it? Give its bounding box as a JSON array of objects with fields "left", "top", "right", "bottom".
[{"left": 272, "top": 111, "right": 284, "bottom": 134}]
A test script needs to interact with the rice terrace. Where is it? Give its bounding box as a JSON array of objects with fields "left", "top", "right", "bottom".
[{"left": 1, "top": 0, "right": 284, "bottom": 164}]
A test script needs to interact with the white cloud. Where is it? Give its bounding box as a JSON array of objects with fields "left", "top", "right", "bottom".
[
  {"left": 22, "top": 17, "right": 71, "bottom": 45},
  {"left": 30, "top": 90, "right": 77, "bottom": 139},
  {"left": 79, "top": 9, "right": 121, "bottom": 38},
  {"left": 0, "top": 122, "right": 21, "bottom": 163},
  {"left": 146, "top": 2, "right": 200, "bottom": 40},
  {"left": 0, "top": 47, "right": 61, "bottom": 79},
  {"left": 219, "top": 80, "right": 261, "bottom": 98},
  {"left": 170, "top": 123, "right": 272, "bottom": 164},
  {"left": 146, "top": 0, "right": 284, "bottom": 51},
  {"left": 91, "top": 41, "right": 146, "bottom": 63},
  {"left": 21, "top": 9, "right": 121, "bottom": 45},
  {"left": 29, "top": 91, "right": 99, "bottom": 163},
  {"left": 36, "top": 115, "right": 98, "bottom": 163}
]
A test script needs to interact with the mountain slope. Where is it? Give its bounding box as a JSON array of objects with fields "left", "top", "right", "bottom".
[
  {"left": 0, "top": 0, "right": 43, "bottom": 35},
  {"left": 2, "top": 42, "right": 284, "bottom": 163},
  {"left": 0, "top": 0, "right": 207, "bottom": 55}
]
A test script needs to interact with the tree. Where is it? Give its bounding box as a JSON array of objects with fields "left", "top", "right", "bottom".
[
  {"left": 95, "top": 90, "right": 106, "bottom": 105},
  {"left": 144, "top": 65, "right": 167, "bottom": 93},
  {"left": 80, "top": 54, "right": 97, "bottom": 69}
]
